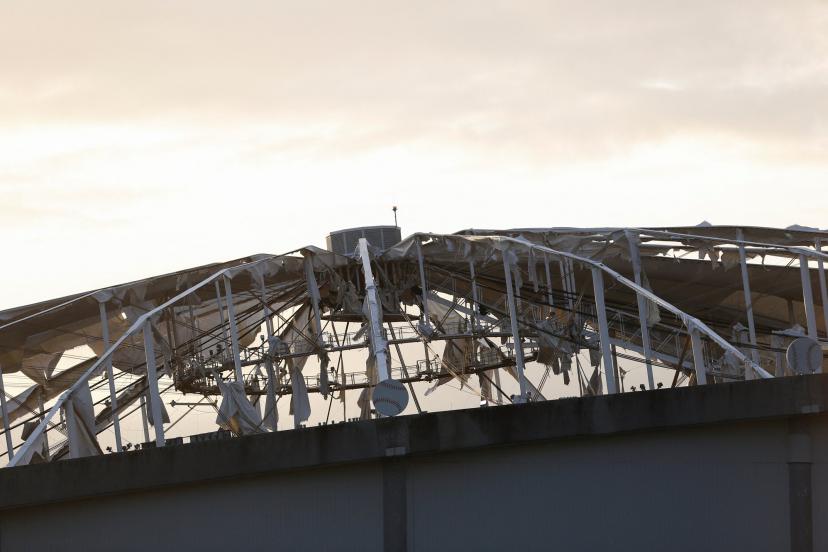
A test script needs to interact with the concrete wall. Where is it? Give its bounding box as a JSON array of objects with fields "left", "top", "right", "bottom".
[
  {"left": 1, "top": 375, "right": 826, "bottom": 552},
  {"left": 408, "top": 421, "right": 792, "bottom": 551}
]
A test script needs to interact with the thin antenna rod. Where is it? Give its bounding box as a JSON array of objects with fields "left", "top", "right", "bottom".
[{"left": 392, "top": 205, "right": 398, "bottom": 227}]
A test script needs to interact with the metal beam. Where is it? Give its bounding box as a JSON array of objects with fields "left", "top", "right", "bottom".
[
  {"left": 591, "top": 267, "right": 618, "bottom": 394},
  {"left": 468, "top": 260, "right": 480, "bottom": 331},
  {"left": 416, "top": 238, "right": 431, "bottom": 332},
  {"left": 214, "top": 280, "right": 230, "bottom": 355},
  {"left": 800, "top": 254, "right": 819, "bottom": 341},
  {"left": 0, "top": 363, "right": 13, "bottom": 460},
  {"left": 543, "top": 254, "right": 554, "bottom": 307},
  {"left": 502, "top": 253, "right": 528, "bottom": 401},
  {"left": 737, "top": 230, "right": 760, "bottom": 375},
  {"left": 689, "top": 327, "right": 708, "bottom": 385},
  {"left": 98, "top": 301, "right": 123, "bottom": 452},
  {"left": 143, "top": 320, "right": 166, "bottom": 447},
  {"left": 304, "top": 257, "right": 328, "bottom": 396},
  {"left": 625, "top": 230, "right": 655, "bottom": 390},
  {"left": 816, "top": 238, "right": 828, "bottom": 339},
  {"left": 223, "top": 276, "right": 244, "bottom": 382},
  {"left": 358, "top": 239, "right": 390, "bottom": 382},
  {"left": 259, "top": 281, "right": 279, "bottom": 430}
]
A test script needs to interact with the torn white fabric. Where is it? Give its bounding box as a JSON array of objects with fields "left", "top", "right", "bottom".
[
  {"left": 289, "top": 365, "right": 311, "bottom": 425},
  {"left": 216, "top": 379, "right": 263, "bottom": 435},
  {"left": 63, "top": 383, "right": 102, "bottom": 459}
]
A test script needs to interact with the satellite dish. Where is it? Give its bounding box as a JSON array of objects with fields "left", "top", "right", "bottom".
[
  {"left": 786, "top": 337, "right": 822, "bottom": 375},
  {"left": 372, "top": 379, "right": 409, "bottom": 417}
]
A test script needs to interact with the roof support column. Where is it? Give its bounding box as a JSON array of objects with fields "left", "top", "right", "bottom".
[
  {"left": 142, "top": 320, "right": 165, "bottom": 447},
  {"left": 0, "top": 362, "right": 13, "bottom": 461},
  {"left": 259, "top": 281, "right": 279, "bottom": 430},
  {"left": 468, "top": 260, "right": 480, "bottom": 332},
  {"left": 98, "top": 301, "right": 123, "bottom": 452},
  {"left": 139, "top": 395, "right": 150, "bottom": 443},
  {"left": 358, "top": 239, "right": 390, "bottom": 382},
  {"left": 416, "top": 238, "right": 431, "bottom": 333},
  {"left": 815, "top": 239, "right": 828, "bottom": 339},
  {"left": 591, "top": 267, "right": 618, "bottom": 395},
  {"left": 503, "top": 253, "right": 528, "bottom": 401},
  {"left": 800, "top": 254, "right": 819, "bottom": 341},
  {"left": 689, "top": 327, "right": 708, "bottom": 385},
  {"left": 625, "top": 231, "right": 655, "bottom": 390},
  {"left": 737, "top": 230, "right": 760, "bottom": 376},
  {"left": 543, "top": 254, "right": 554, "bottom": 307},
  {"left": 304, "top": 257, "right": 328, "bottom": 396},
  {"left": 214, "top": 280, "right": 230, "bottom": 357},
  {"left": 223, "top": 276, "right": 244, "bottom": 383}
]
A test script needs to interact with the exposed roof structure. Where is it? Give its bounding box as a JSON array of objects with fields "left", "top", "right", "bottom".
[{"left": 1, "top": 224, "right": 826, "bottom": 467}]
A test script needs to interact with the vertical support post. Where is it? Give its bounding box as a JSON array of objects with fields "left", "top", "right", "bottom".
[
  {"left": 214, "top": 280, "right": 230, "bottom": 356},
  {"left": 98, "top": 301, "right": 123, "bottom": 452},
  {"left": 559, "top": 260, "right": 572, "bottom": 312},
  {"left": 139, "top": 398, "right": 150, "bottom": 443},
  {"left": 625, "top": 230, "right": 655, "bottom": 390},
  {"left": 259, "top": 281, "right": 279, "bottom": 429},
  {"left": 689, "top": 327, "right": 708, "bottom": 385},
  {"left": 0, "top": 362, "right": 14, "bottom": 460},
  {"left": 502, "top": 252, "right": 528, "bottom": 401},
  {"left": 38, "top": 397, "right": 50, "bottom": 461},
  {"left": 304, "top": 257, "right": 328, "bottom": 396},
  {"left": 591, "top": 267, "right": 618, "bottom": 394},
  {"left": 142, "top": 320, "right": 165, "bottom": 447},
  {"left": 543, "top": 254, "right": 554, "bottom": 307},
  {"left": 772, "top": 334, "right": 785, "bottom": 377},
  {"left": 416, "top": 238, "right": 430, "bottom": 330},
  {"left": 468, "top": 260, "right": 480, "bottom": 331},
  {"left": 566, "top": 259, "right": 577, "bottom": 306},
  {"left": 358, "top": 239, "right": 390, "bottom": 382},
  {"left": 223, "top": 276, "right": 244, "bottom": 382},
  {"left": 187, "top": 304, "right": 200, "bottom": 356},
  {"left": 737, "top": 230, "right": 760, "bottom": 374},
  {"left": 815, "top": 239, "right": 828, "bottom": 339},
  {"left": 800, "top": 254, "right": 819, "bottom": 340},
  {"left": 493, "top": 368, "right": 504, "bottom": 405},
  {"left": 304, "top": 259, "right": 324, "bottom": 341},
  {"left": 611, "top": 343, "right": 622, "bottom": 392}
]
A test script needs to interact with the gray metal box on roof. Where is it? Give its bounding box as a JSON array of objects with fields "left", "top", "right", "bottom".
[{"left": 326, "top": 226, "right": 402, "bottom": 255}]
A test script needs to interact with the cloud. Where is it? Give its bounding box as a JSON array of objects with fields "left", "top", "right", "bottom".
[{"left": 0, "top": 0, "right": 825, "bottom": 163}]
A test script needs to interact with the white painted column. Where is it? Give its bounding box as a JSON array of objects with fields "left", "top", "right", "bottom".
[
  {"left": 625, "top": 230, "right": 655, "bottom": 390},
  {"left": 591, "top": 267, "right": 618, "bottom": 394},
  {"left": 259, "top": 281, "right": 279, "bottom": 429},
  {"left": 689, "top": 327, "right": 708, "bottom": 385},
  {"left": 142, "top": 320, "right": 165, "bottom": 447},
  {"left": 737, "top": 230, "right": 760, "bottom": 375},
  {"left": 139, "top": 395, "right": 150, "bottom": 443},
  {"left": 38, "top": 397, "right": 49, "bottom": 461},
  {"left": 358, "top": 239, "right": 390, "bottom": 382},
  {"left": 0, "top": 362, "right": 13, "bottom": 460},
  {"left": 559, "top": 260, "right": 572, "bottom": 313},
  {"left": 502, "top": 253, "right": 528, "bottom": 401},
  {"left": 416, "top": 238, "right": 430, "bottom": 330},
  {"left": 304, "top": 257, "right": 328, "bottom": 396},
  {"left": 800, "top": 254, "right": 819, "bottom": 340},
  {"left": 815, "top": 239, "right": 828, "bottom": 339},
  {"left": 223, "top": 276, "right": 244, "bottom": 383},
  {"left": 543, "top": 254, "right": 554, "bottom": 307},
  {"left": 98, "top": 301, "right": 123, "bottom": 452},
  {"left": 214, "top": 280, "right": 230, "bottom": 357},
  {"left": 468, "top": 260, "right": 480, "bottom": 331}
]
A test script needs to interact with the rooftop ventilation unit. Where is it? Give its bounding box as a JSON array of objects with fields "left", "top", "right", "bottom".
[{"left": 326, "top": 225, "right": 401, "bottom": 256}]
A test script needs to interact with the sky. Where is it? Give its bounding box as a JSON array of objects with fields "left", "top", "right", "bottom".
[{"left": 1, "top": 0, "right": 827, "bottom": 310}]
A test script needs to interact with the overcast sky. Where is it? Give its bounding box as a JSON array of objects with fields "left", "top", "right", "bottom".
[{"left": 1, "top": 0, "right": 827, "bottom": 309}]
